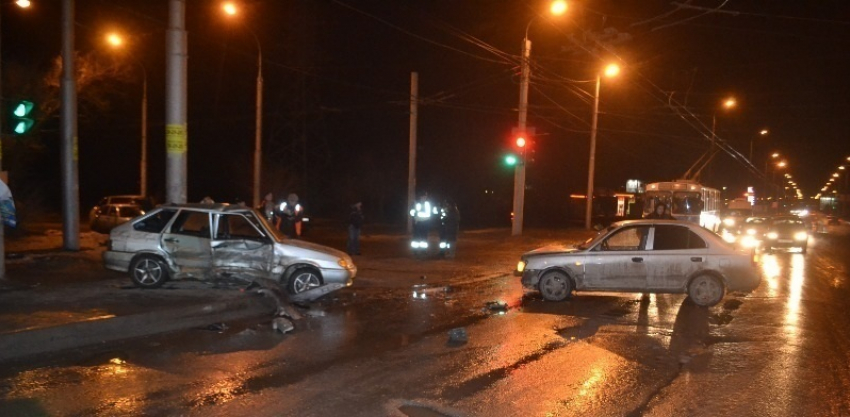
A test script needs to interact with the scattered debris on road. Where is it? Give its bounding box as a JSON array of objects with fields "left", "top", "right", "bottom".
[
  {"left": 447, "top": 327, "right": 468, "bottom": 346},
  {"left": 485, "top": 301, "right": 509, "bottom": 314},
  {"left": 272, "top": 317, "right": 294, "bottom": 334}
]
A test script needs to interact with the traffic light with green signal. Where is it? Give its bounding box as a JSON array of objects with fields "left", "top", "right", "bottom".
[
  {"left": 10, "top": 100, "right": 34, "bottom": 135},
  {"left": 504, "top": 154, "right": 518, "bottom": 166}
]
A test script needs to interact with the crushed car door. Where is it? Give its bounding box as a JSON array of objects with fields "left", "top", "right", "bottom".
[
  {"left": 584, "top": 225, "right": 650, "bottom": 290},
  {"left": 160, "top": 210, "right": 212, "bottom": 276},
  {"left": 211, "top": 213, "right": 274, "bottom": 280}
]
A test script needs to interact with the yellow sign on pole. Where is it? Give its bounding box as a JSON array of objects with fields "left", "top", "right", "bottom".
[{"left": 166, "top": 124, "right": 187, "bottom": 154}]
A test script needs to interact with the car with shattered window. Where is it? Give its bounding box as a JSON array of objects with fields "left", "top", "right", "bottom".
[
  {"left": 515, "top": 219, "right": 760, "bottom": 307},
  {"left": 103, "top": 203, "right": 356, "bottom": 300}
]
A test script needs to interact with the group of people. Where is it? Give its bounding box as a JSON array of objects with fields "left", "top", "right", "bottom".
[
  {"left": 253, "top": 191, "right": 460, "bottom": 258},
  {"left": 257, "top": 192, "right": 305, "bottom": 239}
]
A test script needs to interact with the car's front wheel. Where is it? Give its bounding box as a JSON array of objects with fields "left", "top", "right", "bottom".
[
  {"left": 287, "top": 268, "right": 323, "bottom": 294},
  {"left": 687, "top": 274, "right": 725, "bottom": 307},
  {"left": 538, "top": 270, "right": 573, "bottom": 301},
  {"left": 130, "top": 256, "right": 169, "bottom": 289}
]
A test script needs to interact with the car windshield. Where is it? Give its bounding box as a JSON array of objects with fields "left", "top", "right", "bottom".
[
  {"left": 254, "top": 210, "right": 287, "bottom": 242},
  {"left": 772, "top": 218, "right": 803, "bottom": 226},
  {"left": 578, "top": 224, "right": 617, "bottom": 250}
]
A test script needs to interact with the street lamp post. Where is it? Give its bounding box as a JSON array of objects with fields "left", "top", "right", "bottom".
[
  {"left": 512, "top": 0, "right": 566, "bottom": 236},
  {"left": 707, "top": 97, "right": 736, "bottom": 182},
  {"left": 106, "top": 33, "right": 148, "bottom": 197},
  {"left": 750, "top": 129, "right": 768, "bottom": 163},
  {"left": 223, "top": 2, "right": 263, "bottom": 209},
  {"left": 584, "top": 63, "right": 619, "bottom": 230}
]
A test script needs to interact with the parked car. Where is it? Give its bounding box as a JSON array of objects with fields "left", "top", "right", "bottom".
[
  {"left": 763, "top": 215, "right": 808, "bottom": 254},
  {"left": 90, "top": 203, "right": 146, "bottom": 234},
  {"left": 103, "top": 203, "right": 356, "bottom": 299},
  {"left": 89, "top": 195, "right": 155, "bottom": 225},
  {"left": 515, "top": 219, "right": 760, "bottom": 307}
]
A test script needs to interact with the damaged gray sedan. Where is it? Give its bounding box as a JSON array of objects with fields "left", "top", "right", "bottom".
[
  {"left": 516, "top": 220, "right": 760, "bottom": 307},
  {"left": 103, "top": 203, "right": 356, "bottom": 300}
]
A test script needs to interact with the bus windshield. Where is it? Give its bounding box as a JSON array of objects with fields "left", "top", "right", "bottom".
[{"left": 672, "top": 192, "right": 703, "bottom": 215}]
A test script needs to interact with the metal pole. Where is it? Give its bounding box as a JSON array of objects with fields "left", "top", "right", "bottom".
[
  {"left": 140, "top": 67, "right": 148, "bottom": 196},
  {"left": 512, "top": 37, "right": 531, "bottom": 236},
  {"left": 585, "top": 75, "right": 601, "bottom": 230},
  {"left": 253, "top": 43, "right": 263, "bottom": 209},
  {"left": 407, "top": 72, "right": 418, "bottom": 234},
  {"left": 61, "top": 0, "right": 79, "bottom": 251},
  {"left": 165, "top": 0, "right": 187, "bottom": 204}
]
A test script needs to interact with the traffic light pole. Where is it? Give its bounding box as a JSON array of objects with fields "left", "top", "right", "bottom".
[
  {"left": 512, "top": 37, "right": 531, "bottom": 236},
  {"left": 61, "top": 0, "right": 80, "bottom": 251}
]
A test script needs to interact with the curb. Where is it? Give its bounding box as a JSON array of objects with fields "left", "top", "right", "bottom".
[{"left": 0, "top": 293, "right": 277, "bottom": 363}]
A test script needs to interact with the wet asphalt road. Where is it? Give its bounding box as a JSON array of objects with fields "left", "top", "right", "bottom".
[{"left": 1, "top": 226, "right": 850, "bottom": 416}]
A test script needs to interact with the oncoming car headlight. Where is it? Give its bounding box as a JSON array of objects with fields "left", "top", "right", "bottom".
[
  {"left": 794, "top": 231, "right": 808, "bottom": 241},
  {"left": 517, "top": 260, "right": 526, "bottom": 273},
  {"left": 746, "top": 228, "right": 757, "bottom": 235},
  {"left": 766, "top": 232, "right": 779, "bottom": 240},
  {"left": 723, "top": 218, "right": 736, "bottom": 227}
]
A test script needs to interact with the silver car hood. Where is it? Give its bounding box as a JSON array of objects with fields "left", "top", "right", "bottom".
[
  {"left": 524, "top": 245, "right": 580, "bottom": 257},
  {"left": 281, "top": 238, "right": 348, "bottom": 259}
]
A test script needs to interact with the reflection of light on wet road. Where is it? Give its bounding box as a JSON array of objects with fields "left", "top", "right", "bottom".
[
  {"left": 761, "top": 254, "right": 781, "bottom": 298},
  {"left": 578, "top": 364, "right": 605, "bottom": 398},
  {"left": 785, "top": 255, "right": 805, "bottom": 338}
]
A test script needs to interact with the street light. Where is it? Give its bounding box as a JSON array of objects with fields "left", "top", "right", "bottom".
[
  {"left": 750, "top": 128, "right": 768, "bottom": 163},
  {"left": 222, "top": 1, "right": 263, "bottom": 209},
  {"left": 105, "top": 32, "right": 148, "bottom": 197},
  {"left": 706, "top": 97, "right": 736, "bottom": 182},
  {"left": 585, "top": 63, "right": 620, "bottom": 230},
  {"left": 512, "top": 0, "right": 567, "bottom": 236}
]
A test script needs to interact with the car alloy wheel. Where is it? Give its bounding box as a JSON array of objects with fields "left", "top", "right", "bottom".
[
  {"left": 538, "top": 270, "right": 572, "bottom": 302},
  {"left": 130, "top": 256, "right": 169, "bottom": 289},
  {"left": 687, "top": 274, "right": 725, "bottom": 307},
  {"left": 288, "top": 269, "right": 322, "bottom": 294}
]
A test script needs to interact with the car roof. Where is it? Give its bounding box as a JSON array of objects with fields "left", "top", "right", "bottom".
[{"left": 159, "top": 203, "right": 254, "bottom": 213}]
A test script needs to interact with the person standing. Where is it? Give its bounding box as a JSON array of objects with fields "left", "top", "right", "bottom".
[
  {"left": 409, "top": 193, "right": 437, "bottom": 252},
  {"left": 257, "top": 192, "right": 276, "bottom": 222},
  {"left": 347, "top": 202, "right": 364, "bottom": 255},
  {"left": 439, "top": 200, "right": 460, "bottom": 258},
  {"left": 277, "top": 193, "right": 304, "bottom": 238}
]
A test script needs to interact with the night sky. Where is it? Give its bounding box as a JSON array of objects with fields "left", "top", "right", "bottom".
[{"left": 2, "top": 0, "right": 849, "bottom": 227}]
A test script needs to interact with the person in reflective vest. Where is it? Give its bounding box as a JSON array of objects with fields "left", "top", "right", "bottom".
[
  {"left": 409, "top": 194, "right": 437, "bottom": 251},
  {"left": 277, "top": 193, "right": 304, "bottom": 238}
]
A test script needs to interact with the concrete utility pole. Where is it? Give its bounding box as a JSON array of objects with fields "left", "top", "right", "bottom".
[
  {"left": 585, "top": 75, "right": 601, "bottom": 230},
  {"left": 252, "top": 41, "right": 263, "bottom": 208},
  {"left": 165, "top": 0, "right": 187, "bottom": 204},
  {"left": 61, "top": 0, "right": 79, "bottom": 251},
  {"left": 140, "top": 71, "right": 148, "bottom": 196},
  {"left": 407, "top": 72, "right": 418, "bottom": 234},
  {"left": 512, "top": 38, "right": 531, "bottom": 236}
]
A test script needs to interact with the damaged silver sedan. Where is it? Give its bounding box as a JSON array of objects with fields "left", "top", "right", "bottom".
[
  {"left": 516, "top": 220, "right": 760, "bottom": 307},
  {"left": 103, "top": 203, "right": 356, "bottom": 300}
]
